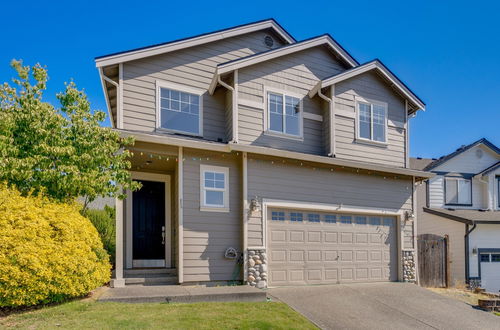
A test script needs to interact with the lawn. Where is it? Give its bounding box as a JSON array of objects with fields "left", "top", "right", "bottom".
[{"left": 0, "top": 300, "right": 316, "bottom": 329}]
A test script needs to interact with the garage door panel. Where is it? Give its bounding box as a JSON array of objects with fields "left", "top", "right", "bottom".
[{"left": 268, "top": 208, "right": 398, "bottom": 287}]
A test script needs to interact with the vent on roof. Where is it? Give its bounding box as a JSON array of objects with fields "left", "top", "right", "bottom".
[{"left": 264, "top": 35, "right": 274, "bottom": 48}]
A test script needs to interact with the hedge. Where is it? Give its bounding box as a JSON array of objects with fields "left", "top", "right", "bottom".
[{"left": 0, "top": 185, "right": 111, "bottom": 307}]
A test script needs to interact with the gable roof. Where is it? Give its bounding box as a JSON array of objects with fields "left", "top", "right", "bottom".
[
  {"left": 95, "top": 19, "right": 296, "bottom": 68},
  {"left": 474, "top": 161, "right": 500, "bottom": 177},
  {"left": 424, "top": 138, "right": 500, "bottom": 171},
  {"left": 309, "top": 59, "right": 425, "bottom": 114},
  {"left": 209, "top": 34, "right": 359, "bottom": 94}
]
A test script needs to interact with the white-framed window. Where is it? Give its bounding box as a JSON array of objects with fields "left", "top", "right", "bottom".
[
  {"left": 156, "top": 80, "right": 203, "bottom": 136},
  {"left": 445, "top": 177, "right": 472, "bottom": 206},
  {"left": 265, "top": 89, "right": 303, "bottom": 139},
  {"left": 356, "top": 97, "right": 388, "bottom": 144},
  {"left": 200, "top": 165, "right": 229, "bottom": 212}
]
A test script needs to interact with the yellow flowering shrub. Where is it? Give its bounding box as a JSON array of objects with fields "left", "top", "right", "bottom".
[{"left": 0, "top": 185, "right": 111, "bottom": 307}]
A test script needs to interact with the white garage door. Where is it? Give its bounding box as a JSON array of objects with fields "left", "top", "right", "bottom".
[
  {"left": 267, "top": 208, "right": 398, "bottom": 286},
  {"left": 479, "top": 252, "right": 500, "bottom": 293}
]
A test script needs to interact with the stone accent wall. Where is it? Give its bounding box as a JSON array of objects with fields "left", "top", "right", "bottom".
[
  {"left": 403, "top": 250, "right": 416, "bottom": 283},
  {"left": 247, "top": 249, "right": 267, "bottom": 288}
]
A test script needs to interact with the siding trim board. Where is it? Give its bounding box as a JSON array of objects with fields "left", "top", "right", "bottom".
[{"left": 95, "top": 19, "right": 296, "bottom": 67}]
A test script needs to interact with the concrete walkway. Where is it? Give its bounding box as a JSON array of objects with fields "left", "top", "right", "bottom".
[
  {"left": 98, "top": 285, "right": 266, "bottom": 303},
  {"left": 268, "top": 283, "right": 500, "bottom": 330}
]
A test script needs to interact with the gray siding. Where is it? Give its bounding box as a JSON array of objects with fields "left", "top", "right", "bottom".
[
  {"left": 182, "top": 149, "right": 242, "bottom": 282},
  {"left": 237, "top": 47, "right": 347, "bottom": 155},
  {"left": 247, "top": 155, "right": 414, "bottom": 248},
  {"left": 334, "top": 71, "right": 407, "bottom": 167},
  {"left": 121, "top": 30, "right": 286, "bottom": 141}
]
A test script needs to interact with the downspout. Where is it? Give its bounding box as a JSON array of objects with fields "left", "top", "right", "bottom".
[
  {"left": 317, "top": 88, "right": 335, "bottom": 157},
  {"left": 217, "top": 75, "right": 238, "bottom": 143},
  {"left": 464, "top": 222, "right": 477, "bottom": 284}
]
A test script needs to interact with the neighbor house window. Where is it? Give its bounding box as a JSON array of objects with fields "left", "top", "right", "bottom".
[
  {"left": 267, "top": 91, "right": 302, "bottom": 137},
  {"left": 445, "top": 177, "right": 472, "bottom": 205},
  {"left": 357, "top": 99, "right": 387, "bottom": 143},
  {"left": 200, "top": 165, "right": 229, "bottom": 211},
  {"left": 157, "top": 81, "right": 202, "bottom": 135}
]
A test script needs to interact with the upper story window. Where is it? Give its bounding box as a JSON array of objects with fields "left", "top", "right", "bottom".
[
  {"left": 200, "top": 165, "right": 229, "bottom": 212},
  {"left": 356, "top": 98, "right": 387, "bottom": 144},
  {"left": 156, "top": 80, "right": 203, "bottom": 136},
  {"left": 265, "top": 90, "right": 303, "bottom": 138},
  {"left": 445, "top": 177, "right": 472, "bottom": 206}
]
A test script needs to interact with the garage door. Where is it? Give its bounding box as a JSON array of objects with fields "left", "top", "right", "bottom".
[
  {"left": 479, "top": 252, "right": 500, "bottom": 293},
  {"left": 267, "top": 208, "right": 398, "bottom": 286}
]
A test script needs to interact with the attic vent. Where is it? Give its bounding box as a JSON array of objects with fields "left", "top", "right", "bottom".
[
  {"left": 264, "top": 35, "right": 274, "bottom": 48},
  {"left": 476, "top": 149, "right": 483, "bottom": 159}
]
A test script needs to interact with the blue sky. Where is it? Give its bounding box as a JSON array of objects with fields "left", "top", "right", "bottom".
[{"left": 1, "top": 0, "right": 499, "bottom": 158}]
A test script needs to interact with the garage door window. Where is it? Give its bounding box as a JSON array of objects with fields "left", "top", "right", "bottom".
[
  {"left": 290, "top": 212, "right": 303, "bottom": 222},
  {"left": 355, "top": 216, "right": 367, "bottom": 225},
  {"left": 272, "top": 211, "right": 285, "bottom": 221},
  {"left": 492, "top": 254, "right": 500, "bottom": 262},
  {"left": 340, "top": 215, "right": 352, "bottom": 224},
  {"left": 308, "top": 214, "right": 320, "bottom": 223},
  {"left": 324, "top": 214, "right": 337, "bottom": 223},
  {"left": 480, "top": 254, "right": 490, "bottom": 262},
  {"left": 383, "top": 218, "right": 393, "bottom": 226},
  {"left": 370, "top": 217, "right": 381, "bottom": 226}
]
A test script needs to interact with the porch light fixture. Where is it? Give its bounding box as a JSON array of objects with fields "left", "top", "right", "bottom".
[
  {"left": 405, "top": 211, "right": 415, "bottom": 222},
  {"left": 250, "top": 196, "right": 261, "bottom": 213},
  {"left": 472, "top": 247, "right": 478, "bottom": 256}
]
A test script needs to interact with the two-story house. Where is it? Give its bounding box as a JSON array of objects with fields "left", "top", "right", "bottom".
[
  {"left": 95, "top": 19, "right": 431, "bottom": 288},
  {"left": 412, "top": 138, "right": 500, "bottom": 292}
]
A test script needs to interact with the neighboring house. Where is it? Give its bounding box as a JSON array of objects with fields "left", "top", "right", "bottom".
[
  {"left": 412, "top": 138, "right": 500, "bottom": 292},
  {"left": 95, "top": 19, "right": 431, "bottom": 288}
]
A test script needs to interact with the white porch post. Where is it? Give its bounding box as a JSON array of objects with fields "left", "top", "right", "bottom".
[{"left": 111, "top": 194, "right": 125, "bottom": 287}]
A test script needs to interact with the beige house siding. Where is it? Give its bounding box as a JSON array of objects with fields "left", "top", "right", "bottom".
[
  {"left": 181, "top": 149, "right": 242, "bottom": 282},
  {"left": 247, "top": 154, "right": 414, "bottom": 248},
  {"left": 121, "top": 30, "right": 286, "bottom": 139},
  {"left": 334, "top": 71, "right": 407, "bottom": 167},
  {"left": 237, "top": 47, "right": 347, "bottom": 156},
  {"left": 416, "top": 183, "right": 466, "bottom": 286}
]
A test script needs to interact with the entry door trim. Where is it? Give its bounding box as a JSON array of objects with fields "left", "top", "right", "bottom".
[{"left": 126, "top": 171, "right": 171, "bottom": 269}]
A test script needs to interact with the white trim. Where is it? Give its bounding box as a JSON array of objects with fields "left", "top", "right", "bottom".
[
  {"left": 200, "top": 164, "right": 230, "bottom": 212},
  {"left": 112, "top": 192, "right": 124, "bottom": 287},
  {"left": 98, "top": 68, "right": 115, "bottom": 128},
  {"left": 118, "top": 63, "right": 124, "bottom": 129},
  {"left": 126, "top": 171, "right": 171, "bottom": 269},
  {"left": 155, "top": 80, "right": 204, "bottom": 137},
  {"left": 405, "top": 100, "right": 409, "bottom": 168},
  {"left": 303, "top": 112, "right": 323, "bottom": 122},
  {"left": 260, "top": 199, "right": 404, "bottom": 280},
  {"left": 313, "top": 60, "right": 425, "bottom": 112},
  {"left": 95, "top": 20, "right": 295, "bottom": 67},
  {"left": 242, "top": 152, "right": 248, "bottom": 282},
  {"left": 355, "top": 96, "right": 389, "bottom": 146},
  {"left": 217, "top": 35, "right": 357, "bottom": 75},
  {"left": 264, "top": 87, "right": 304, "bottom": 140},
  {"left": 238, "top": 98, "right": 264, "bottom": 110},
  {"left": 178, "top": 147, "right": 184, "bottom": 283}
]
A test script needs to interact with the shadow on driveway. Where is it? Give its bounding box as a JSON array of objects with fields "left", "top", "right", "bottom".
[{"left": 268, "top": 282, "right": 500, "bottom": 330}]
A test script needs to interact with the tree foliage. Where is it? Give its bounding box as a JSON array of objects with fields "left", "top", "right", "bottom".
[{"left": 0, "top": 60, "right": 140, "bottom": 207}]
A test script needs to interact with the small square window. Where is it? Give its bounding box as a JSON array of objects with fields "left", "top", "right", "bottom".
[
  {"left": 290, "top": 212, "right": 303, "bottom": 222},
  {"left": 324, "top": 215, "right": 337, "bottom": 223},
  {"left": 355, "top": 216, "right": 367, "bottom": 225},
  {"left": 491, "top": 254, "right": 500, "bottom": 262},
  {"left": 200, "top": 165, "right": 228, "bottom": 211},
  {"left": 480, "top": 254, "right": 490, "bottom": 262},
  {"left": 340, "top": 215, "right": 352, "bottom": 224},
  {"left": 308, "top": 214, "right": 320, "bottom": 223},
  {"left": 272, "top": 211, "right": 285, "bottom": 221}
]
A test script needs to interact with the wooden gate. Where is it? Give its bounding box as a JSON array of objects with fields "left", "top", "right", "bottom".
[{"left": 418, "top": 234, "right": 448, "bottom": 287}]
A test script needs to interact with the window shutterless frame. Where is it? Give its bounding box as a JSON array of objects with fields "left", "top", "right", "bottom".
[
  {"left": 155, "top": 80, "right": 204, "bottom": 137},
  {"left": 199, "top": 164, "right": 229, "bottom": 212},
  {"left": 443, "top": 176, "right": 473, "bottom": 206},
  {"left": 263, "top": 87, "right": 304, "bottom": 140},
  {"left": 355, "top": 96, "right": 388, "bottom": 145}
]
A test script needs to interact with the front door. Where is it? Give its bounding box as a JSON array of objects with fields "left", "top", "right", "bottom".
[{"left": 133, "top": 180, "right": 166, "bottom": 267}]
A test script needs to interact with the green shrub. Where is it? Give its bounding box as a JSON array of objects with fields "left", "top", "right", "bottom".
[
  {"left": 0, "top": 185, "right": 111, "bottom": 307},
  {"left": 83, "top": 206, "right": 116, "bottom": 267}
]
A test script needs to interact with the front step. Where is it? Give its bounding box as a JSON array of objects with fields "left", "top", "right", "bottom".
[{"left": 123, "top": 268, "right": 178, "bottom": 286}]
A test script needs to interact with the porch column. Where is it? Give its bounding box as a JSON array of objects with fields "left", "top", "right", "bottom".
[{"left": 111, "top": 194, "right": 125, "bottom": 287}]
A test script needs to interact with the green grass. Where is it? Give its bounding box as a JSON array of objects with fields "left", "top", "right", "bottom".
[{"left": 0, "top": 300, "right": 316, "bottom": 329}]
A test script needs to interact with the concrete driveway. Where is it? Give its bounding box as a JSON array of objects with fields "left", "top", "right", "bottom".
[{"left": 268, "top": 283, "right": 500, "bottom": 330}]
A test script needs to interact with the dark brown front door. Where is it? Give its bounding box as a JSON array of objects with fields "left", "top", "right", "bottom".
[{"left": 133, "top": 180, "right": 165, "bottom": 261}]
